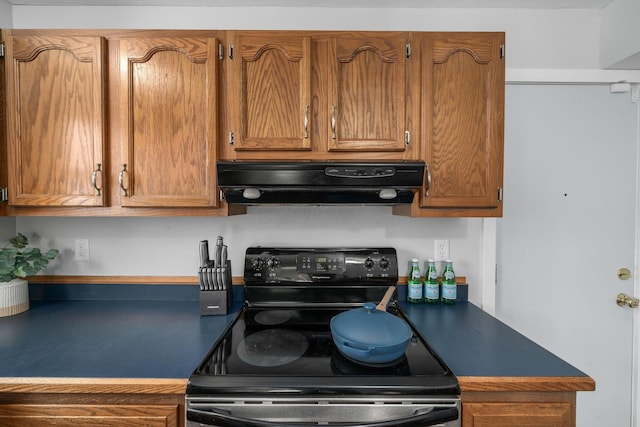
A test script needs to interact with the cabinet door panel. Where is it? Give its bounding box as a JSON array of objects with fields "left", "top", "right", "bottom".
[
  {"left": 6, "top": 35, "right": 106, "bottom": 206},
  {"left": 421, "top": 33, "right": 504, "bottom": 210},
  {"left": 463, "top": 402, "right": 572, "bottom": 427},
  {"left": 230, "top": 33, "right": 311, "bottom": 151},
  {"left": 0, "top": 404, "right": 179, "bottom": 427},
  {"left": 119, "top": 37, "right": 218, "bottom": 207},
  {"left": 329, "top": 35, "right": 408, "bottom": 152}
]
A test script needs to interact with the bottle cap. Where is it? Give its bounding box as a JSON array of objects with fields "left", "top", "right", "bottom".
[
  {"left": 411, "top": 258, "right": 419, "bottom": 263},
  {"left": 427, "top": 258, "right": 435, "bottom": 262}
]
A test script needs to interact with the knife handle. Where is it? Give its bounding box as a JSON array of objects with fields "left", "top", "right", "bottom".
[
  {"left": 199, "top": 240, "right": 210, "bottom": 268},
  {"left": 221, "top": 245, "right": 227, "bottom": 266},
  {"left": 215, "top": 236, "right": 223, "bottom": 267}
]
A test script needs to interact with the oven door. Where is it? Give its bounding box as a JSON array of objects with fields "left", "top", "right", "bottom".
[{"left": 186, "top": 396, "right": 460, "bottom": 427}]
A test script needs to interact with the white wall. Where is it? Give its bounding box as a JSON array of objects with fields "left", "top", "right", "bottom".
[
  {"left": 0, "top": 0, "right": 11, "bottom": 28},
  {"left": 0, "top": 217, "right": 15, "bottom": 244},
  {"left": 601, "top": 0, "right": 640, "bottom": 69},
  {"left": 17, "top": 212, "right": 484, "bottom": 298},
  {"left": 12, "top": 6, "right": 602, "bottom": 70}
]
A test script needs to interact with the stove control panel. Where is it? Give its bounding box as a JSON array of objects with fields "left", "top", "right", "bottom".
[{"left": 244, "top": 247, "right": 398, "bottom": 284}]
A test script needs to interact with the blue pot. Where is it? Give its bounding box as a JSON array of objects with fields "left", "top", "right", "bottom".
[{"left": 330, "top": 302, "right": 412, "bottom": 364}]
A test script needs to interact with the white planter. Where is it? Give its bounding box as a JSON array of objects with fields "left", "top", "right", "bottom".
[{"left": 0, "top": 278, "right": 29, "bottom": 317}]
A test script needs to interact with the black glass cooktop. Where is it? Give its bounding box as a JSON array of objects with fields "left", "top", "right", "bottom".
[{"left": 188, "top": 307, "right": 460, "bottom": 396}]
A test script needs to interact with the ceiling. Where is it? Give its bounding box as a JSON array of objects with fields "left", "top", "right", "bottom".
[{"left": 4, "top": 0, "right": 615, "bottom": 8}]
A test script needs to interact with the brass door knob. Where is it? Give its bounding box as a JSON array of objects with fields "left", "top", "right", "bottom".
[{"left": 616, "top": 293, "right": 639, "bottom": 308}]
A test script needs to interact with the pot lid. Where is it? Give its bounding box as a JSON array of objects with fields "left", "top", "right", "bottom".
[{"left": 330, "top": 303, "right": 411, "bottom": 347}]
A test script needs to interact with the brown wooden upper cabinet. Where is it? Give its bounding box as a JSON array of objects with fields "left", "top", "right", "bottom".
[
  {"left": 227, "top": 32, "right": 311, "bottom": 153},
  {"left": 5, "top": 34, "right": 107, "bottom": 207},
  {"left": 325, "top": 33, "right": 413, "bottom": 154},
  {"left": 1, "top": 30, "right": 504, "bottom": 217},
  {"left": 2, "top": 30, "right": 228, "bottom": 214},
  {"left": 117, "top": 36, "right": 219, "bottom": 208},
  {"left": 224, "top": 31, "right": 419, "bottom": 161},
  {"left": 394, "top": 32, "right": 505, "bottom": 217}
]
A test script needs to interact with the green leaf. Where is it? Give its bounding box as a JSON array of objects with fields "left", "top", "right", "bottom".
[
  {"left": 1, "top": 234, "right": 59, "bottom": 281},
  {"left": 22, "top": 248, "right": 41, "bottom": 261},
  {"left": 9, "top": 233, "right": 28, "bottom": 249},
  {"left": 12, "top": 266, "right": 27, "bottom": 278},
  {"left": 0, "top": 248, "right": 18, "bottom": 259},
  {"left": 45, "top": 249, "right": 59, "bottom": 259}
]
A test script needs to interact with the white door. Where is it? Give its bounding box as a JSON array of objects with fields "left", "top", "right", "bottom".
[{"left": 497, "top": 84, "right": 638, "bottom": 426}]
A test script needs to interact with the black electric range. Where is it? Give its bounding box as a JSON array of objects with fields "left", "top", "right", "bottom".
[{"left": 187, "top": 247, "right": 460, "bottom": 427}]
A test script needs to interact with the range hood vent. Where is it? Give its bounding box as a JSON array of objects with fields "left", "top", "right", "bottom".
[{"left": 217, "top": 161, "right": 425, "bottom": 205}]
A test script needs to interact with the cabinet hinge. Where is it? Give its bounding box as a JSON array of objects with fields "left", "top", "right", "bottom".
[
  {"left": 218, "top": 43, "right": 224, "bottom": 60},
  {"left": 0, "top": 188, "right": 8, "bottom": 203},
  {"left": 499, "top": 44, "right": 505, "bottom": 59},
  {"left": 0, "top": 43, "right": 5, "bottom": 58},
  {"left": 404, "top": 130, "right": 410, "bottom": 145},
  {"left": 228, "top": 44, "right": 234, "bottom": 59},
  {"left": 405, "top": 43, "right": 411, "bottom": 59},
  {"left": 229, "top": 131, "right": 235, "bottom": 145},
  {"left": 497, "top": 187, "right": 503, "bottom": 201}
]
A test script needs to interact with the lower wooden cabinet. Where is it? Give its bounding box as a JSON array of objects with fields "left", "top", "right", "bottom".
[
  {"left": 462, "top": 391, "right": 576, "bottom": 427},
  {"left": 463, "top": 402, "right": 573, "bottom": 426},
  {"left": 0, "top": 404, "right": 179, "bottom": 427},
  {"left": 0, "top": 384, "right": 585, "bottom": 427},
  {"left": 0, "top": 389, "right": 184, "bottom": 427}
]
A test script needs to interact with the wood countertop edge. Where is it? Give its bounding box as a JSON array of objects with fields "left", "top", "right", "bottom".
[
  {"left": 458, "top": 376, "right": 596, "bottom": 392},
  {"left": 27, "top": 275, "right": 467, "bottom": 285},
  {"left": 0, "top": 376, "right": 595, "bottom": 394},
  {"left": 0, "top": 378, "right": 188, "bottom": 394}
]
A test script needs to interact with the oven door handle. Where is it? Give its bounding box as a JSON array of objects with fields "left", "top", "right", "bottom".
[{"left": 187, "top": 406, "right": 459, "bottom": 427}]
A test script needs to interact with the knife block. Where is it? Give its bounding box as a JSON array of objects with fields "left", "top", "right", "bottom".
[{"left": 199, "top": 261, "right": 232, "bottom": 316}]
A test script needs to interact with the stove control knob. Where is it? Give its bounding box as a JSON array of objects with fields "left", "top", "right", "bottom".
[
  {"left": 379, "top": 257, "right": 389, "bottom": 269},
  {"left": 267, "top": 257, "right": 280, "bottom": 269},
  {"left": 364, "top": 257, "right": 374, "bottom": 269},
  {"left": 251, "top": 257, "right": 263, "bottom": 270}
]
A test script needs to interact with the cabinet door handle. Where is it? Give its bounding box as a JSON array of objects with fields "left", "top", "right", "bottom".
[
  {"left": 119, "top": 164, "right": 129, "bottom": 197},
  {"left": 304, "top": 105, "right": 309, "bottom": 139},
  {"left": 425, "top": 163, "right": 431, "bottom": 197},
  {"left": 91, "top": 163, "right": 102, "bottom": 197},
  {"left": 331, "top": 105, "right": 337, "bottom": 140}
]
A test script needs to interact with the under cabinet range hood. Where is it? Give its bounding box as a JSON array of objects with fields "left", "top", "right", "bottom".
[{"left": 217, "top": 161, "right": 425, "bottom": 205}]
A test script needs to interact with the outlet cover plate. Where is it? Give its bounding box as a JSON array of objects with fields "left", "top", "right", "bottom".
[
  {"left": 434, "top": 239, "right": 450, "bottom": 261},
  {"left": 75, "top": 239, "right": 89, "bottom": 261}
]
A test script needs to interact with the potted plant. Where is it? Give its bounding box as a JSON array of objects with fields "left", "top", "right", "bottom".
[{"left": 0, "top": 233, "right": 59, "bottom": 317}]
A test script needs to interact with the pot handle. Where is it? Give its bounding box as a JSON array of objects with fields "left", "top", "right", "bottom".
[
  {"left": 340, "top": 340, "right": 373, "bottom": 356},
  {"left": 376, "top": 286, "right": 396, "bottom": 311}
]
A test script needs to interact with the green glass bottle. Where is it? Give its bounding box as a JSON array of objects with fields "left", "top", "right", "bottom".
[
  {"left": 407, "top": 259, "right": 423, "bottom": 304},
  {"left": 424, "top": 259, "right": 439, "bottom": 304},
  {"left": 441, "top": 259, "right": 456, "bottom": 304}
]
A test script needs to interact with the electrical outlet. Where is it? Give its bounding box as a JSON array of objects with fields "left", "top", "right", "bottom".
[
  {"left": 434, "top": 239, "right": 450, "bottom": 261},
  {"left": 75, "top": 239, "right": 90, "bottom": 261}
]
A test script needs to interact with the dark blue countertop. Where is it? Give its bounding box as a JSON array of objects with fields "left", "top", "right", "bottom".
[
  {"left": 0, "top": 284, "right": 593, "bottom": 393},
  {"left": 0, "top": 300, "right": 242, "bottom": 379},
  {"left": 399, "top": 301, "right": 588, "bottom": 378},
  {"left": 0, "top": 284, "right": 242, "bottom": 380}
]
